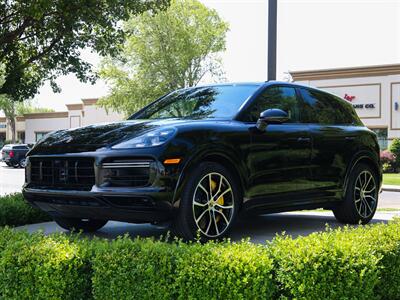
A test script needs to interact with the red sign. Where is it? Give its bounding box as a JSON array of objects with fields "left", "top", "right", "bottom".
[{"left": 344, "top": 94, "right": 356, "bottom": 102}]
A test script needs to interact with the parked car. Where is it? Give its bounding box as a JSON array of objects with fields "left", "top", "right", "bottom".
[
  {"left": 23, "top": 82, "right": 382, "bottom": 240},
  {"left": 2, "top": 144, "right": 30, "bottom": 168}
]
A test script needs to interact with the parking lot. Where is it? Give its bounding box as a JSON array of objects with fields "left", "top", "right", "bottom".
[
  {"left": 0, "top": 162, "right": 25, "bottom": 195},
  {"left": 1, "top": 161, "right": 398, "bottom": 242}
]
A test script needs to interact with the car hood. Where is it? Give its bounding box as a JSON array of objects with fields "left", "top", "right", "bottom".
[{"left": 29, "top": 119, "right": 189, "bottom": 155}]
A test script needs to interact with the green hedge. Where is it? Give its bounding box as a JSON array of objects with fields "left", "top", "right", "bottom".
[
  {"left": 1, "top": 220, "right": 400, "bottom": 299},
  {"left": 0, "top": 193, "right": 51, "bottom": 227}
]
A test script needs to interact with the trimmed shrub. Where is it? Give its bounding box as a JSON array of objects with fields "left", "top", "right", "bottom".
[
  {"left": 91, "top": 235, "right": 180, "bottom": 300},
  {"left": 390, "top": 138, "right": 400, "bottom": 170},
  {"left": 0, "top": 228, "right": 92, "bottom": 299},
  {"left": 269, "top": 227, "right": 380, "bottom": 300},
  {"left": 174, "top": 241, "right": 276, "bottom": 299},
  {"left": 1, "top": 221, "right": 400, "bottom": 299},
  {"left": 363, "top": 222, "right": 400, "bottom": 299},
  {"left": 0, "top": 193, "right": 51, "bottom": 227}
]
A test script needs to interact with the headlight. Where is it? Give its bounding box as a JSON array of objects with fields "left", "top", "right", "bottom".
[{"left": 112, "top": 127, "right": 177, "bottom": 149}]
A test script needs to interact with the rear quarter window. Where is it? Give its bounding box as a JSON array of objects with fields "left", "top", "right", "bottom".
[{"left": 299, "top": 88, "right": 362, "bottom": 125}]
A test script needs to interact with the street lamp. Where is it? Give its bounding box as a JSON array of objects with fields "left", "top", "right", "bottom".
[{"left": 267, "top": 0, "right": 277, "bottom": 81}]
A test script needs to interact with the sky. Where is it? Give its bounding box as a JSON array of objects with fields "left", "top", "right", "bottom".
[{"left": 32, "top": 0, "right": 400, "bottom": 111}]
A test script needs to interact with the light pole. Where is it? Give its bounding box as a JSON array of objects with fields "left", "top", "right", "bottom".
[{"left": 267, "top": 0, "right": 277, "bottom": 81}]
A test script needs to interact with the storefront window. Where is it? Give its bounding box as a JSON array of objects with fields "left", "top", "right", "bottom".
[
  {"left": 35, "top": 132, "right": 49, "bottom": 142},
  {"left": 370, "top": 128, "right": 388, "bottom": 150}
]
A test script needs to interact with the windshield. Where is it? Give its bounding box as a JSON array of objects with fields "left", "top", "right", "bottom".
[{"left": 131, "top": 85, "right": 261, "bottom": 120}]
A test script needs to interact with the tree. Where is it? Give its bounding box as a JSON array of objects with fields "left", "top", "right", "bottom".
[
  {"left": 98, "top": 0, "right": 229, "bottom": 115},
  {"left": 0, "top": 0, "right": 169, "bottom": 102},
  {"left": 0, "top": 96, "right": 54, "bottom": 143}
]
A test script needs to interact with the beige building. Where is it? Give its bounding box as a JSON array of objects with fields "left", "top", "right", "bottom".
[
  {"left": 0, "top": 98, "right": 123, "bottom": 144},
  {"left": 291, "top": 64, "right": 400, "bottom": 149}
]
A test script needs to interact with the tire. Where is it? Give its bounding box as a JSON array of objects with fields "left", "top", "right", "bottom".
[
  {"left": 12, "top": 161, "right": 19, "bottom": 168},
  {"left": 5, "top": 162, "right": 11, "bottom": 167},
  {"left": 19, "top": 158, "right": 27, "bottom": 168},
  {"left": 333, "top": 163, "right": 378, "bottom": 224},
  {"left": 54, "top": 217, "right": 108, "bottom": 232},
  {"left": 172, "top": 162, "right": 240, "bottom": 241}
]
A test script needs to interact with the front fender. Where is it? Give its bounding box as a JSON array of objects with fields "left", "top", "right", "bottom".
[{"left": 171, "top": 144, "right": 248, "bottom": 207}]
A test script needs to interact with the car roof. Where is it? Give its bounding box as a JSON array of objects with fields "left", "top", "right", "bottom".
[{"left": 193, "top": 81, "right": 323, "bottom": 90}]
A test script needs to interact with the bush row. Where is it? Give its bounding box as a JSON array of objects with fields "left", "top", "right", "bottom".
[
  {"left": 0, "top": 193, "right": 51, "bottom": 227},
  {"left": 1, "top": 220, "right": 400, "bottom": 299}
]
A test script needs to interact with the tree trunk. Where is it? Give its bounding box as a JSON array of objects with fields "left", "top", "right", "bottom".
[{"left": 7, "top": 117, "right": 16, "bottom": 143}]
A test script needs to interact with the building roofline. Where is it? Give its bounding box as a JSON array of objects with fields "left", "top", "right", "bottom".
[
  {"left": 66, "top": 103, "right": 83, "bottom": 110},
  {"left": 82, "top": 98, "right": 98, "bottom": 106},
  {"left": 290, "top": 64, "right": 400, "bottom": 81},
  {"left": 24, "top": 112, "right": 68, "bottom": 119}
]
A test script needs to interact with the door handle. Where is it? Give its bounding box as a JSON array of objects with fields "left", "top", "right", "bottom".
[
  {"left": 345, "top": 136, "right": 355, "bottom": 141},
  {"left": 297, "top": 137, "right": 311, "bottom": 142}
]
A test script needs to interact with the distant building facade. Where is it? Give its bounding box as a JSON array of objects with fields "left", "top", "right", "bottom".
[
  {"left": 0, "top": 98, "right": 123, "bottom": 144},
  {"left": 291, "top": 64, "right": 400, "bottom": 149}
]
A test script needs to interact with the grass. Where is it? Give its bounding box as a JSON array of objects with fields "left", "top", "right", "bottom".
[{"left": 383, "top": 173, "right": 400, "bottom": 186}]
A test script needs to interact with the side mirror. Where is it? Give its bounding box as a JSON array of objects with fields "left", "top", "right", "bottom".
[{"left": 256, "top": 109, "right": 289, "bottom": 131}]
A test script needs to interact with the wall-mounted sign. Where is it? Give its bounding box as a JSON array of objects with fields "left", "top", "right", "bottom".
[
  {"left": 318, "top": 83, "right": 381, "bottom": 119},
  {"left": 344, "top": 94, "right": 356, "bottom": 102},
  {"left": 0, "top": 124, "right": 6, "bottom": 129},
  {"left": 352, "top": 103, "right": 375, "bottom": 109}
]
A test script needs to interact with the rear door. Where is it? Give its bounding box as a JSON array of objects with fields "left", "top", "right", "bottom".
[
  {"left": 241, "top": 85, "right": 313, "bottom": 208},
  {"left": 298, "top": 88, "right": 359, "bottom": 197}
]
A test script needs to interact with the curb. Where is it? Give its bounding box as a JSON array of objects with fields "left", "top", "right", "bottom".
[{"left": 382, "top": 185, "right": 400, "bottom": 192}]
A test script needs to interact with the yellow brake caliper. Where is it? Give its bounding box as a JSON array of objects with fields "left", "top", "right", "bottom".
[{"left": 211, "top": 180, "right": 224, "bottom": 222}]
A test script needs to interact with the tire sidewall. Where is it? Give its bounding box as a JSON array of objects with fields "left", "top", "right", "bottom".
[
  {"left": 178, "top": 162, "right": 240, "bottom": 241},
  {"left": 346, "top": 163, "right": 379, "bottom": 224}
]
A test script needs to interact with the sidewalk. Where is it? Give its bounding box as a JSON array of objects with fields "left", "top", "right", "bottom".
[{"left": 382, "top": 185, "right": 400, "bottom": 192}]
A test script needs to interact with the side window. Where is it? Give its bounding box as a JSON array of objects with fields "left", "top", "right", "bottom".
[
  {"left": 332, "top": 94, "right": 362, "bottom": 125},
  {"left": 242, "top": 86, "right": 300, "bottom": 122},
  {"left": 299, "top": 88, "right": 357, "bottom": 125}
]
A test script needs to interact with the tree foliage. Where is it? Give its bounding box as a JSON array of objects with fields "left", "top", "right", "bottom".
[
  {"left": 0, "top": 95, "right": 54, "bottom": 143},
  {"left": 389, "top": 138, "right": 400, "bottom": 170},
  {"left": 98, "top": 0, "right": 229, "bottom": 115},
  {"left": 0, "top": 0, "right": 169, "bottom": 101}
]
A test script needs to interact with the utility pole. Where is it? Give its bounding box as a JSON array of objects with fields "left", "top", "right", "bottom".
[{"left": 267, "top": 0, "right": 277, "bottom": 81}]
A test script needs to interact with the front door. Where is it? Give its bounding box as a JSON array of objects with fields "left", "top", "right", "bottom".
[{"left": 240, "top": 85, "right": 313, "bottom": 209}]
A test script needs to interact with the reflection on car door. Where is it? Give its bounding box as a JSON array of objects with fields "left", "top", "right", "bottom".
[
  {"left": 299, "top": 88, "right": 358, "bottom": 198},
  {"left": 240, "top": 85, "right": 313, "bottom": 210}
]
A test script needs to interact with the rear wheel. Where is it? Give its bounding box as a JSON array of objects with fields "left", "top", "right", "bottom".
[
  {"left": 19, "top": 158, "right": 27, "bottom": 168},
  {"left": 54, "top": 217, "right": 108, "bottom": 232},
  {"left": 172, "top": 162, "right": 240, "bottom": 241},
  {"left": 333, "top": 163, "right": 378, "bottom": 224},
  {"left": 5, "top": 162, "right": 11, "bottom": 167}
]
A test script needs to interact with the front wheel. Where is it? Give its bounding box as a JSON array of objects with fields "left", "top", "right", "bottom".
[
  {"left": 54, "top": 217, "right": 108, "bottom": 232},
  {"left": 333, "top": 163, "right": 378, "bottom": 224},
  {"left": 172, "top": 162, "right": 240, "bottom": 241}
]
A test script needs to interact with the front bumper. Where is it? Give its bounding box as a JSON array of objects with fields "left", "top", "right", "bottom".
[
  {"left": 23, "top": 186, "right": 175, "bottom": 223},
  {"left": 23, "top": 150, "right": 184, "bottom": 223}
]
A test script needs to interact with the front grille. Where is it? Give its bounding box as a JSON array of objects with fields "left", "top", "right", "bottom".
[{"left": 29, "top": 158, "right": 95, "bottom": 191}]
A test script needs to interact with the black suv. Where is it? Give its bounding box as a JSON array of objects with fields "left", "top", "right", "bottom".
[
  {"left": 23, "top": 82, "right": 381, "bottom": 240},
  {"left": 2, "top": 144, "right": 30, "bottom": 168}
]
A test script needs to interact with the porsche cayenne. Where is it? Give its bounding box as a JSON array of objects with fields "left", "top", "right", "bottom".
[{"left": 23, "top": 82, "right": 382, "bottom": 240}]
